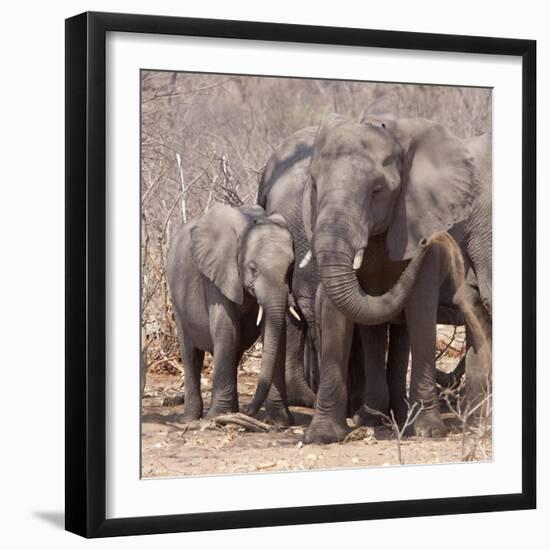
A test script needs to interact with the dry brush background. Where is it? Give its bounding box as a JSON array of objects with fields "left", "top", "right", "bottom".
[{"left": 141, "top": 70, "right": 492, "bottom": 379}]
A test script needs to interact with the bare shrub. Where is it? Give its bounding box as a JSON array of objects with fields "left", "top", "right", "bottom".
[{"left": 441, "top": 377, "right": 493, "bottom": 461}]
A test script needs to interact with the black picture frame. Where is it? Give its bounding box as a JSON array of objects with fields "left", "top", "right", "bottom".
[{"left": 65, "top": 11, "right": 536, "bottom": 538}]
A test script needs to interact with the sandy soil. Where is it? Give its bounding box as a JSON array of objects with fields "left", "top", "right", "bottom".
[{"left": 141, "top": 326, "right": 492, "bottom": 478}]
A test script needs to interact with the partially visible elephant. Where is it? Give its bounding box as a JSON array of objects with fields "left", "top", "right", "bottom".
[
  {"left": 294, "top": 114, "right": 485, "bottom": 443},
  {"left": 166, "top": 203, "right": 296, "bottom": 421},
  {"left": 456, "top": 132, "right": 492, "bottom": 405},
  {"left": 258, "top": 127, "right": 319, "bottom": 409},
  {"left": 433, "top": 133, "right": 493, "bottom": 402}
]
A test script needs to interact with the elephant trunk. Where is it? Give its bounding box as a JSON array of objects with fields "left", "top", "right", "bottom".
[
  {"left": 313, "top": 232, "right": 431, "bottom": 325},
  {"left": 246, "top": 296, "right": 287, "bottom": 416}
]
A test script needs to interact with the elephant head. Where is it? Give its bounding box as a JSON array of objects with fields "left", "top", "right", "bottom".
[
  {"left": 304, "top": 114, "right": 476, "bottom": 324},
  {"left": 190, "top": 203, "right": 295, "bottom": 414}
]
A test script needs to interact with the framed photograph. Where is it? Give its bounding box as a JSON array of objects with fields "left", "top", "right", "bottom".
[{"left": 65, "top": 11, "right": 536, "bottom": 538}]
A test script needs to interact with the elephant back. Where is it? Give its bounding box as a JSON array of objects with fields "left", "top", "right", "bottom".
[{"left": 258, "top": 126, "right": 317, "bottom": 208}]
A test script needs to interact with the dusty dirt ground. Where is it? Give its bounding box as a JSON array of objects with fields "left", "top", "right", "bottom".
[{"left": 141, "top": 326, "right": 492, "bottom": 478}]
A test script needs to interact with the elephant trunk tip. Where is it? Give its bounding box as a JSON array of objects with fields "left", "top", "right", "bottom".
[{"left": 246, "top": 380, "right": 271, "bottom": 417}]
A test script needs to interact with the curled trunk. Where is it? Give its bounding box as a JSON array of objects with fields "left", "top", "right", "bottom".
[{"left": 314, "top": 234, "right": 431, "bottom": 325}]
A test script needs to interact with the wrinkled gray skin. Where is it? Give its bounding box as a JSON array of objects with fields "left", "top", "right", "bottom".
[
  {"left": 263, "top": 115, "right": 485, "bottom": 444},
  {"left": 166, "top": 203, "right": 295, "bottom": 422}
]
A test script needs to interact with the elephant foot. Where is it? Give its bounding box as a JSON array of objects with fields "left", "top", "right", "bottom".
[
  {"left": 414, "top": 410, "right": 448, "bottom": 438},
  {"left": 264, "top": 401, "right": 294, "bottom": 427},
  {"left": 205, "top": 401, "right": 238, "bottom": 419},
  {"left": 304, "top": 414, "right": 350, "bottom": 444},
  {"left": 181, "top": 405, "right": 203, "bottom": 422},
  {"left": 352, "top": 405, "right": 385, "bottom": 427},
  {"left": 286, "top": 386, "right": 316, "bottom": 408}
]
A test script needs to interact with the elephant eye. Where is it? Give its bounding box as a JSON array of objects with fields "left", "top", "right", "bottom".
[{"left": 249, "top": 261, "right": 258, "bottom": 276}]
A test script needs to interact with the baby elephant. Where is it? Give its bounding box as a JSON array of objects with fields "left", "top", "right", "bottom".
[{"left": 166, "top": 203, "right": 295, "bottom": 421}]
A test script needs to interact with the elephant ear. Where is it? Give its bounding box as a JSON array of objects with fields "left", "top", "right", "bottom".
[
  {"left": 190, "top": 203, "right": 261, "bottom": 304},
  {"left": 385, "top": 119, "right": 477, "bottom": 261}
]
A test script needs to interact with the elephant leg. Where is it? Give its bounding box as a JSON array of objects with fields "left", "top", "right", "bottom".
[
  {"left": 464, "top": 325, "right": 492, "bottom": 411},
  {"left": 206, "top": 308, "right": 240, "bottom": 418},
  {"left": 347, "top": 326, "right": 365, "bottom": 418},
  {"left": 283, "top": 320, "right": 316, "bottom": 407},
  {"left": 177, "top": 327, "right": 205, "bottom": 421},
  {"left": 352, "top": 324, "right": 389, "bottom": 427},
  {"left": 405, "top": 258, "right": 448, "bottom": 438},
  {"left": 305, "top": 322, "right": 320, "bottom": 394},
  {"left": 304, "top": 289, "right": 352, "bottom": 444},
  {"left": 304, "top": 332, "right": 311, "bottom": 387},
  {"left": 387, "top": 323, "right": 410, "bottom": 426}
]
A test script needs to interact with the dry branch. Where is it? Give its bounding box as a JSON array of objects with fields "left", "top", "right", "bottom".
[{"left": 214, "top": 413, "right": 276, "bottom": 433}]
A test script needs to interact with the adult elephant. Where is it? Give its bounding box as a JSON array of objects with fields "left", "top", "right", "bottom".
[
  {"left": 166, "top": 203, "right": 296, "bottom": 422},
  {"left": 298, "top": 114, "right": 484, "bottom": 443}
]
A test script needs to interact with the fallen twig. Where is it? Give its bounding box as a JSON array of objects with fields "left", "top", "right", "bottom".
[{"left": 214, "top": 413, "right": 276, "bottom": 433}]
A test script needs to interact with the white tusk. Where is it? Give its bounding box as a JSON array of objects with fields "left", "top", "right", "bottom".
[
  {"left": 353, "top": 249, "right": 364, "bottom": 270},
  {"left": 299, "top": 250, "right": 312, "bottom": 269},
  {"left": 256, "top": 305, "right": 264, "bottom": 326},
  {"left": 289, "top": 306, "right": 301, "bottom": 321}
]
